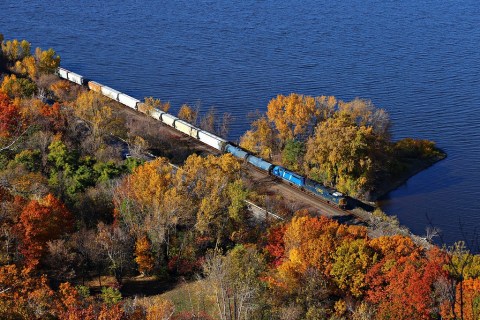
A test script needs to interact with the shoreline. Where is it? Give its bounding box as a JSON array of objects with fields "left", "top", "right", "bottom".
[{"left": 369, "top": 153, "right": 447, "bottom": 203}]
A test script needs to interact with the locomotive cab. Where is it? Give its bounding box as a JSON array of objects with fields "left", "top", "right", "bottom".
[{"left": 333, "top": 192, "right": 348, "bottom": 210}]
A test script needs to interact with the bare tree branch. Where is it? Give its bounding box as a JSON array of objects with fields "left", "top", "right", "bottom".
[{"left": 0, "top": 125, "right": 31, "bottom": 153}]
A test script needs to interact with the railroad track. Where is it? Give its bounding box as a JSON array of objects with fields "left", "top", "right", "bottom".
[{"left": 246, "top": 165, "right": 354, "bottom": 219}]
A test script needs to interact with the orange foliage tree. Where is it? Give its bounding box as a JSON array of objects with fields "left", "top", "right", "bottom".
[
  {"left": 453, "top": 278, "right": 480, "bottom": 320},
  {"left": 178, "top": 104, "right": 198, "bottom": 124},
  {"left": 55, "top": 282, "right": 130, "bottom": 320},
  {"left": 0, "top": 264, "right": 54, "bottom": 318},
  {"left": 366, "top": 247, "right": 446, "bottom": 319},
  {"left": 50, "top": 79, "right": 80, "bottom": 102},
  {"left": 264, "top": 212, "right": 463, "bottom": 319},
  {"left": 272, "top": 213, "right": 367, "bottom": 292},
  {"left": 135, "top": 235, "right": 155, "bottom": 276}
]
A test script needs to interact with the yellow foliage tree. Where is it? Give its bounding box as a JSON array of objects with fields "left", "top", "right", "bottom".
[
  {"left": 74, "top": 90, "right": 125, "bottom": 138},
  {"left": 115, "top": 157, "right": 182, "bottom": 253},
  {"left": 34, "top": 47, "right": 60, "bottom": 74},
  {"left": 115, "top": 154, "right": 246, "bottom": 261},
  {"left": 305, "top": 114, "right": 385, "bottom": 196},
  {"left": 177, "top": 154, "right": 244, "bottom": 235},
  {"left": 1, "top": 39, "right": 31, "bottom": 61},
  {"left": 178, "top": 103, "right": 198, "bottom": 124},
  {"left": 338, "top": 98, "right": 390, "bottom": 137},
  {"left": 266, "top": 93, "right": 337, "bottom": 144},
  {"left": 146, "top": 299, "right": 175, "bottom": 320},
  {"left": 143, "top": 97, "right": 170, "bottom": 114},
  {"left": 1, "top": 74, "right": 37, "bottom": 98},
  {"left": 118, "top": 157, "right": 174, "bottom": 214},
  {"left": 330, "top": 238, "right": 375, "bottom": 297},
  {"left": 13, "top": 56, "right": 37, "bottom": 80},
  {"left": 239, "top": 116, "right": 275, "bottom": 159}
]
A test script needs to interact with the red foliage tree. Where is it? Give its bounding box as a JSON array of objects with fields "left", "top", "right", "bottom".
[
  {"left": 17, "top": 193, "right": 73, "bottom": 269},
  {"left": 264, "top": 224, "right": 286, "bottom": 267},
  {"left": 366, "top": 248, "right": 446, "bottom": 319},
  {"left": 0, "top": 92, "right": 21, "bottom": 138},
  {"left": 40, "top": 102, "right": 66, "bottom": 133}
]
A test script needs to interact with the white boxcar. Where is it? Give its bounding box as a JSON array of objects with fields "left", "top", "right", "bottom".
[
  {"left": 67, "top": 71, "right": 84, "bottom": 85},
  {"left": 101, "top": 86, "right": 121, "bottom": 101},
  {"left": 187, "top": 122, "right": 200, "bottom": 139},
  {"left": 198, "top": 130, "right": 226, "bottom": 151},
  {"left": 118, "top": 93, "right": 140, "bottom": 110},
  {"left": 57, "top": 67, "right": 69, "bottom": 80},
  {"left": 150, "top": 108, "right": 165, "bottom": 120},
  {"left": 161, "top": 113, "right": 178, "bottom": 127},
  {"left": 175, "top": 120, "right": 199, "bottom": 139},
  {"left": 88, "top": 81, "right": 102, "bottom": 93}
]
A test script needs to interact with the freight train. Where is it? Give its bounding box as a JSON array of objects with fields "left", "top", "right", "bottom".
[{"left": 56, "top": 67, "right": 348, "bottom": 209}]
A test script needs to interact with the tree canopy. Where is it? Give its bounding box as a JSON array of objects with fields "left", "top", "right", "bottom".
[{"left": 241, "top": 94, "right": 442, "bottom": 198}]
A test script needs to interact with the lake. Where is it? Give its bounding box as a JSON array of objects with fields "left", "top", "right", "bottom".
[{"left": 1, "top": 0, "right": 479, "bottom": 248}]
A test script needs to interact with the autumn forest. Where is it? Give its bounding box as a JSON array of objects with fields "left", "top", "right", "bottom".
[{"left": 0, "top": 35, "right": 479, "bottom": 319}]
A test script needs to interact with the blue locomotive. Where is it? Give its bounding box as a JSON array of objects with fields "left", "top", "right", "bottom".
[
  {"left": 271, "top": 165, "right": 347, "bottom": 209},
  {"left": 223, "top": 144, "right": 348, "bottom": 209}
]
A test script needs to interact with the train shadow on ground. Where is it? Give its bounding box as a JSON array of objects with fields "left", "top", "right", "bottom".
[{"left": 331, "top": 214, "right": 356, "bottom": 224}]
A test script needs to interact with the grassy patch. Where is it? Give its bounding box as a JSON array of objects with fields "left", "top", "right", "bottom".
[{"left": 137, "top": 279, "right": 218, "bottom": 318}]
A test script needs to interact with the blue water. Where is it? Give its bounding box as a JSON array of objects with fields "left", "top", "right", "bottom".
[{"left": 1, "top": 0, "right": 480, "bottom": 248}]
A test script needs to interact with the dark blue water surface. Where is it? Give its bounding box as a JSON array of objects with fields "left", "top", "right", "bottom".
[{"left": 1, "top": 0, "right": 480, "bottom": 247}]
